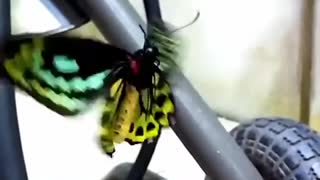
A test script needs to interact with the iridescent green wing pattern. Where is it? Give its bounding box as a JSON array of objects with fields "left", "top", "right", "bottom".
[
  {"left": 3, "top": 36, "right": 129, "bottom": 115},
  {"left": 2, "top": 24, "right": 181, "bottom": 157}
]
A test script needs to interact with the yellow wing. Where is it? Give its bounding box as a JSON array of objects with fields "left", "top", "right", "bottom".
[{"left": 99, "top": 74, "right": 174, "bottom": 156}]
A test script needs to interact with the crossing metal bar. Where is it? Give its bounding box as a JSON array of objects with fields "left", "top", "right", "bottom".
[
  {"left": 73, "top": 0, "right": 263, "bottom": 179},
  {"left": 0, "top": 0, "right": 28, "bottom": 179}
]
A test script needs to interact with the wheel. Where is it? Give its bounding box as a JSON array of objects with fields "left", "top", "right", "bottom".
[{"left": 230, "top": 117, "right": 320, "bottom": 180}]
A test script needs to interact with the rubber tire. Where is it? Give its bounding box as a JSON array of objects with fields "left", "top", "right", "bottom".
[{"left": 230, "top": 117, "right": 320, "bottom": 180}]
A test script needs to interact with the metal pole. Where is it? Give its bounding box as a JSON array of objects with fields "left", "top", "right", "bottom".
[
  {"left": 143, "top": 0, "right": 163, "bottom": 25},
  {"left": 12, "top": 0, "right": 89, "bottom": 40},
  {"left": 299, "top": 0, "right": 315, "bottom": 125},
  {"left": 39, "top": 0, "right": 89, "bottom": 34},
  {"left": 74, "top": 0, "right": 146, "bottom": 53},
  {"left": 126, "top": 136, "right": 160, "bottom": 180},
  {"left": 168, "top": 70, "right": 262, "bottom": 180},
  {"left": 67, "top": 0, "right": 263, "bottom": 179},
  {"left": 125, "top": 1, "right": 166, "bottom": 179},
  {"left": 0, "top": 0, "right": 29, "bottom": 179}
]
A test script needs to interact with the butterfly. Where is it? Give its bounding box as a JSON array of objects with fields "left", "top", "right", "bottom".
[{"left": 1, "top": 25, "right": 180, "bottom": 156}]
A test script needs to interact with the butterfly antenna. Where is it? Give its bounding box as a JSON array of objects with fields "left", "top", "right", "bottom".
[
  {"left": 139, "top": 24, "right": 147, "bottom": 39},
  {"left": 169, "top": 11, "right": 200, "bottom": 34}
]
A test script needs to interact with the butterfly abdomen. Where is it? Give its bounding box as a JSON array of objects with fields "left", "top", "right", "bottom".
[{"left": 112, "top": 85, "right": 141, "bottom": 143}]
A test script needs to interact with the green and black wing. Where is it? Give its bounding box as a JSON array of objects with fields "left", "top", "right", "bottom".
[
  {"left": 2, "top": 25, "right": 181, "bottom": 157},
  {"left": 2, "top": 36, "right": 130, "bottom": 115}
]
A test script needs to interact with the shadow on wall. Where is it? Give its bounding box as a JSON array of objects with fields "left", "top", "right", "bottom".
[{"left": 12, "top": 0, "right": 320, "bottom": 127}]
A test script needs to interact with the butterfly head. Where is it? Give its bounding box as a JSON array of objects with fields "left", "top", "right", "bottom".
[
  {"left": 143, "top": 45, "right": 159, "bottom": 59},
  {"left": 131, "top": 45, "right": 160, "bottom": 73},
  {"left": 123, "top": 25, "right": 161, "bottom": 89},
  {"left": 125, "top": 44, "right": 160, "bottom": 90},
  {"left": 137, "top": 25, "right": 160, "bottom": 62}
]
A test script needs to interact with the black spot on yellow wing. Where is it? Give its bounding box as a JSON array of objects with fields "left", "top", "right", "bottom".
[
  {"left": 147, "top": 122, "right": 156, "bottom": 131},
  {"left": 129, "top": 123, "right": 135, "bottom": 133},
  {"left": 122, "top": 75, "right": 174, "bottom": 144},
  {"left": 156, "top": 94, "right": 166, "bottom": 107},
  {"left": 151, "top": 76, "right": 174, "bottom": 127},
  {"left": 154, "top": 112, "right": 165, "bottom": 121},
  {"left": 98, "top": 74, "right": 174, "bottom": 156},
  {"left": 135, "top": 127, "right": 144, "bottom": 136}
]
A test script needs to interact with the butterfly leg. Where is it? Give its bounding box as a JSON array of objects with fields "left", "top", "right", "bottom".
[{"left": 138, "top": 90, "right": 147, "bottom": 113}]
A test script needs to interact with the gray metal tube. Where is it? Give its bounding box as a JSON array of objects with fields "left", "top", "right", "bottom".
[
  {"left": 40, "top": 0, "right": 89, "bottom": 34},
  {"left": 168, "top": 70, "right": 262, "bottom": 180},
  {"left": 12, "top": 0, "right": 89, "bottom": 39},
  {"left": 75, "top": 0, "right": 146, "bottom": 53},
  {"left": 0, "top": 0, "right": 28, "bottom": 180},
  {"left": 74, "top": 0, "right": 263, "bottom": 179}
]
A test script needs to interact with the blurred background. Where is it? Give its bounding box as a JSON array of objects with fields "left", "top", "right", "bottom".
[{"left": 11, "top": 0, "right": 320, "bottom": 179}]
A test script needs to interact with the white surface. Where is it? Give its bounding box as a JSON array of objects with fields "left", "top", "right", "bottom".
[
  {"left": 11, "top": 0, "right": 305, "bottom": 122},
  {"left": 12, "top": 0, "right": 308, "bottom": 179},
  {"left": 11, "top": 0, "right": 61, "bottom": 34},
  {"left": 16, "top": 91, "right": 239, "bottom": 180},
  {"left": 12, "top": 0, "right": 242, "bottom": 179}
]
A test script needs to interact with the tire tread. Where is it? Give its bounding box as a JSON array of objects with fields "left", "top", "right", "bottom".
[{"left": 231, "top": 117, "right": 320, "bottom": 180}]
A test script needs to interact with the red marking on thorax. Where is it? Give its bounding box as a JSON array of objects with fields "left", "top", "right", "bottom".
[{"left": 130, "top": 57, "right": 141, "bottom": 75}]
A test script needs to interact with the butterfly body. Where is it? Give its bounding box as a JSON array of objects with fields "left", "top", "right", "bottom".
[{"left": 2, "top": 26, "right": 179, "bottom": 156}]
